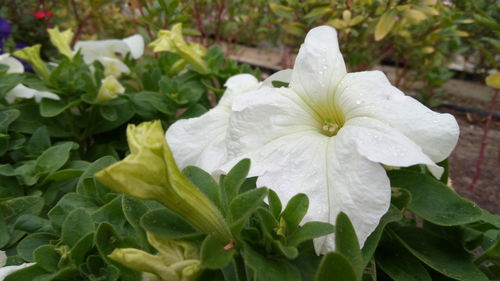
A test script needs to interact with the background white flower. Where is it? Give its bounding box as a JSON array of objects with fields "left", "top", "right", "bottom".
[
  {"left": 219, "top": 26, "right": 459, "bottom": 254},
  {"left": 166, "top": 74, "right": 260, "bottom": 174},
  {"left": 0, "top": 53, "right": 24, "bottom": 74},
  {"left": 74, "top": 34, "right": 144, "bottom": 77},
  {"left": 4, "top": 84, "right": 59, "bottom": 104}
]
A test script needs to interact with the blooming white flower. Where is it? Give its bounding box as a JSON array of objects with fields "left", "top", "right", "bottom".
[
  {"left": 74, "top": 34, "right": 144, "bottom": 77},
  {"left": 166, "top": 74, "right": 260, "bottom": 174},
  {"left": 167, "top": 26, "right": 459, "bottom": 254},
  {"left": 5, "top": 84, "right": 60, "bottom": 104},
  {"left": 0, "top": 53, "right": 24, "bottom": 74},
  {"left": 0, "top": 250, "right": 35, "bottom": 281}
]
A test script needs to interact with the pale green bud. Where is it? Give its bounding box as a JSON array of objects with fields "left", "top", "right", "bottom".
[
  {"left": 148, "top": 23, "right": 209, "bottom": 74},
  {"left": 13, "top": 44, "right": 50, "bottom": 80},
  {"left": 95, "top": 75, "right": 125, "bottom": 104},
  {"left": 95, "top": 121, "right": 232, "bottom": 244},
  {"left": 109, "top": 233, "right": 202, "bottom": 281},
  {"left": 47, "top": 26, "right": 74, "bottom": 58}
]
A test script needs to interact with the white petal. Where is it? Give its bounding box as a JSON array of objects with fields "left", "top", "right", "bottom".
[
  {"left": 315, "top": 138, "right": 390, "bottom": 254},
  {"left": 5, "top": 84, "right": 60, "bottom": 104},
  {"left": 226, "top": 87, "right": 319, "bottom": 162},
  {"left": 167, "top": 108, "right": 229, "bottom": 174},
  {"left": 166, "top": 74, "right": 259, "bottom": 173},
  {"left": 261, "top": 69, "right": 292, "bottom": 88},
  {"left": 336, "top": 71, "right": 459, "bottom": 164},
  {"left": 122, "top": 34, "right": 145, "bottom": 59},
  {"left": 74, "top": 39, "right": 129, "bottom": 63},
  {"left": 338, "top": 117, "right": 443, "bottom": 177},
  {"left": 289, "top": 26, "right": 346, "bottom": 115},
  {"left": 219, "top": 74, "right": 260, "bottom": 108},
  {"left": 0, "top": 54, "right": 24, "bottom": 74},
  {"left": 0, "top": 263, "right": 35, "bottom": 280}
]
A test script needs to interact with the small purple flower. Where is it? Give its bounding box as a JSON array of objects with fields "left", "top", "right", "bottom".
[
  {"left": 0, "top": 18, "right": 12, "bottom": 41},
  {"left": 443, "top": 0, "right": 453, "bottom": 6}
]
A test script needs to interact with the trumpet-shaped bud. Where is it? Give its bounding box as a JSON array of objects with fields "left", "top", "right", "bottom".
[
  {"left": 47, "top": 26, "right": 74, "bottom": 58},
  {"left": 149, "top": 23, "right": 209, "bottom": 74},
  {"left": 95, "top": 75, "right": 125, "bottom": 104},
  {"left": 95, "top": 121, "right": 232, "bottom": 244},
  {"left": 109, "top": 233, "right": 201, "bottom": 281},
  {"left": 13, "top": 44, "right": 50, "bottom": 80}
]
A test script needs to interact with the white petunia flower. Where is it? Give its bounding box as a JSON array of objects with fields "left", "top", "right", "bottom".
[
  {"left": 0, "top": 53, "right": 24, "bottom": 74},
  {"left": 5, "top": 84, "right": 60, "bottom": 104},
  {"left": 167, "top": 26, "right": 459, "bottom": 254},
  {"left": 74, "top": 34, "right": 144, "bottom": 77},
  {"left": 166, "top": 74, "right": 260, "bottom": 174}
]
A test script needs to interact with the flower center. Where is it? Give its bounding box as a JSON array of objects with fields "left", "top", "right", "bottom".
[{"left": 322, "top": 118, "right": 340, "bottom": 136}]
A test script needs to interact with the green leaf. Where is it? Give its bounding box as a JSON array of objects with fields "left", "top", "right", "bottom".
[
  {"left": 377, "top": 242, "right": 432, "bottom": 281},
  {"left": 287, "top": 221, "right": 334, "bottom": 247},
  {"left": 0, "top": 109, "right": 20, "bottom": 133},
  {"left": 14, "top": 214, "right": 51, "bottom": 233},
  {"left": 25, "top": 126, "right": 51, "bottom": 156},
  {"left": 61, "top": 208, "right": 95, "bottom": 247},
  {"left": 388, "top": 170, "right": 482, "bottom": 226},
  {"left": 335, "top": 212, "right": 363, "bottom": 280},
  {"left": 269, "top": 3, "right": 295, "bottom": 20},
  {"left": 99, "top": 105, "right": 118, "bottom": 121},
  {"left": 244, "top": 244, "right": 302, "bottom": 281},
  {"left": 95, "top": 223, "right": 142, "bottom": 281},
  {"left": 47, "top": 193, "right": 98, "bottom": 233},
  {"left": 375, "top": 9, "right": 398, "bottom": 41},
  {"left": 76, "top": 156, "right": 116, "bottom": 198},
  {"left": 315, "top": 252, "right": 358, "bottom": 281},
  {"left": 281, "top": 193, "right": 309, "bottom": 235},
  {"left": 362, "top": 206, "right": 402, "bottom": 266},
  {"left": 223, "top": 158, "right": 251, "bottom": 202},
  {"left": 140, "top": 208, "right": 200, "bottom": 239},
  {"left": 17, "top": 232, "right": 58, "bottom": 262},
  {"left": 121, "top": 196, "right": 150, "bottom": 249},
  {"left": 268, "top": 189, "right": 282, "bottom": 219},
  {"left": 40, "top": 98, "right": 81, "bottom": 117},
  {"left": 229, "top": 187, "right": 268, "bottom": 232},
  {"left": 70, "top": 232, "right": 94, "bottom": 265},
  {"left": 34, "top": 244, "right": 61, "bottom": 272},
  {"left": 183, "top": 166, "right": 221, "bottom": 208},
  {"left": 273, "top": 240, "right": 298, "bottom": 259},
  {"left": 391, "top": 187, "right": 412, "bottom": 210},
  {"left": 200, "top": 234, "right": 235, "bottom": 269},
  {"left": 0, "top": 209, "right": 10, "bottom": 248},
  {"left": 35, "top": 142, "right": 76, "bottom": 175},
  {"left": 271, "top": 80, "right": 290, "bottom": 88},
  {"left": 394, "top": 227, "right": 489, "bottom": 281}
]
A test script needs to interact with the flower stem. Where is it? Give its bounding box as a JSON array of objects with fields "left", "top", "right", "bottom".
[{"left": 469, "top": 89, "right": 499, "bottom": 193}]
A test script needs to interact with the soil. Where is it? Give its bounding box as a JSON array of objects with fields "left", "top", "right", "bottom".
[{"left": 437, "top": 95, "right": 500, "bottom": 215}]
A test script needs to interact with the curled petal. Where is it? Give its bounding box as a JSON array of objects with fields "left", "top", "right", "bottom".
[
  {"left": 0, "top": 53, "right": 24, "bottom": 73},
  {"left": 122, "top": 34, "right": 145, "bottom": 59},
  {"left": 336, "top": 71, "right": 459, "bottom": 165},
  {"left": 5, "top": 84, "right": 60, "bottom": 104}
]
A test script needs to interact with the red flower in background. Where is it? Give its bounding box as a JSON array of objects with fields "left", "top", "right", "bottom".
[{"left": 33, "top": 10, "right": 52, "bottom": 20}]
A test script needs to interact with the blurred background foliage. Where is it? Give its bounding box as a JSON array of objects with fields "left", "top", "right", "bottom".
[{"left": 1, "top": 0, "right": 499, "bottom": 103}]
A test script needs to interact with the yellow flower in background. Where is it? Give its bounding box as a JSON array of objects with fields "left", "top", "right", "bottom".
[
  {"left": 13, "top": 44, "right": 50, "bottom": 80},
  {"left": 149, "top": 23, "right": 209, "bottom": 74},
  {"left": 109, "top": 233, "right": 201, "bottom": 281},
  {"left": 47, "top": 26, "right": 74, "bottom": 58},
  {"left": 95, "top": 75, "right": 125, "bottom": 104},
  {"left": 95, "top": 121, "right": 232, "bottom": 244}
]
